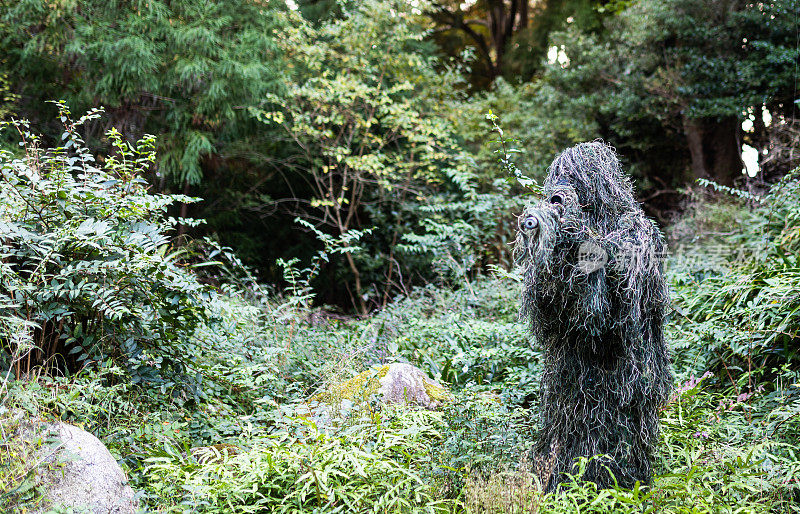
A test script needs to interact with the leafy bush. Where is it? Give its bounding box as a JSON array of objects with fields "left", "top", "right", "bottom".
[
  {"left": 0, "top": 105, "right": 209, "bottom": 389},
  {"left": 444, "top": 78, "right": 599, "bottom": 187},
  {"left": 399, "top": 110, "right": 541, "bottom": 291},
  {"left": 429, "top": 387, "right": 536, "bottom": 498},
  {"left": 668, "top": 170, "right": 800, "bottom": 381}
]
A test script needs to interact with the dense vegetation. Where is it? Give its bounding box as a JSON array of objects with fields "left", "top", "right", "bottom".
[
  {"left": 1, "top": 0, "right": 799, "bottom": 512},
  {"left": 3, "top": 0, "right": 797, "bottom": 307}
]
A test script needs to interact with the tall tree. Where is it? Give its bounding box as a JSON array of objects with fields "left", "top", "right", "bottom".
[
  {"left": 537, "top": 0, "right": 799, "bottom": 191},
  {"left": 430, "top": 0, "right": 531, "bottom": 86},
  {"left": 607, "top": 0, "right": 800, "bottom": 185},
  {"left": 428, "top": 0, "right": 602, "bottom": 88},
  {"left": 256, "top": 2, "right": 474, "bottom": 313},
  {"left": 1, "top": 0, "right": 287, "bottom": 188}
]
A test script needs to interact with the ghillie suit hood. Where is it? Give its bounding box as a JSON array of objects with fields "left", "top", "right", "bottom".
[{"left": 516, "top": 141, "right": 673, "bottom": 491}]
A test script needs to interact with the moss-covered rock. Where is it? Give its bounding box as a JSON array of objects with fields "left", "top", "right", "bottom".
[{"left": 315, "top": 363, "right": 450, "bottom": 412}]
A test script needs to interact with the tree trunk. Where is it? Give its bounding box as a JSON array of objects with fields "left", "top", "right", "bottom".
[
  {"left": 344, "top": 250, "right": 367, "bottom": 315},
  {"left": 682, "top": 115, "right": 743, "bottom": 186},
  {"left": 177, "top": 179, "right": 190, "bottom": 239}
]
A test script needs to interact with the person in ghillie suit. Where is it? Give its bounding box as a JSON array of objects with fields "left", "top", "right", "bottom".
[{"left": 515, "top": 141, "right": 673, "bottom": 492}]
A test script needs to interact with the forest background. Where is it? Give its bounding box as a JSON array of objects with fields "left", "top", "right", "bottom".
[
  {"left": 1, "top": 0, "right": 800, "bottom": 511},
  {"left": 3, "top": 0, "right": 797, "bottom": 313}
]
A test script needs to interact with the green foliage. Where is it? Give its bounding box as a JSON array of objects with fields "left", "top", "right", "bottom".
[
  {"left": 0, "top": 1, "right": 798, "bottom": 508},
  {"left": 254, "top": 0, "right": 520, "bottom": 309},
  {"left": 0, "top": 105, "right": 208, "bottom": 388},
  {"left": 369, "top": 277, "right": 534, "bottom": 391},
  {"left": 0, "top": 407, "right": 44, "bottom": 508},
  {"left": 612, "top": 0, "right": 798, "bottom": 121},
  {"left": 525, "top": 0, "right": 799, "bottom": 188},
  {"left": 2, "top": 0, "right": 796, "bottom": 309},
  {"left": 277, "top": 219, "right": 371, "bottom": 314},
  {"left": 129, "top": 171, "right": 800, "bottom": 510},
  {"left": 1, "top": 0, "right": 286, "bottom": 185},
  {"left": 0, "top": 0, "right": 541, "bottom": 306},
  {"left": 143, "top": 410, "right": 450, "bottom": 512},
  {"left": 0, "top": 73, "right": 17, "bottom": 121},
  {"left": 398, "top": 114, "right": 535, "bottom": 289},
  {"left": 432, "top": 388, "right": 536, "bottom": 489},
  {"left": 668, "top": 170, "right": 800, "bottom": 380},
  {"left": 484, "top": 110, "right": 541, "bottom": 193},
  {"left": 650, "top": 376, "right": 798, "bottom": 512},
  {"left": 463, "top": 374, "right": 800, "bottom": 512},
  {"left": 445, "top": 79, "right": 600, "bottom": 186},
  {"left": 3, "top": 246, "right": 800, "bottom": 511},
  {"left": 398, "top": 187, "right": 520, "bottom": 288}
]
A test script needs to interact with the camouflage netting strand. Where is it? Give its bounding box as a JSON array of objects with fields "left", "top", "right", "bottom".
[{"left": 515, "top": 141, "right": 673, "bottom": 491}]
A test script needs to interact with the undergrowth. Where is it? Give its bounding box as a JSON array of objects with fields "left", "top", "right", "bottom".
[
  {"left": 1, "top": 116, "right": 799, "bottom": 511},
  {"left": 4, "top": 263, "right": 798, "bottom": 511}
]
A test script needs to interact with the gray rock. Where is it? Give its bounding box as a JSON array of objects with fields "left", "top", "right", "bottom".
[
  {"left": 376, "top": 362, "right": 449, "bottom": 409},
  {"left": 312, "top": 362, "right": 450, "bottom": 419},
  {"left": 31, "top": 422, "right": 137, "bottom": 514}
]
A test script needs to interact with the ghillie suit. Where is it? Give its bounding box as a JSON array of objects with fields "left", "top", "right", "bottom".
[{"left": 516, "top": 142, "right": 673, "bottom": 491}]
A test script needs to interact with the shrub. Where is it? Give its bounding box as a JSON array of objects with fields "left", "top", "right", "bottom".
[
  {"left": 0, "top": 105, "right": 209, "bottom": 389},
  {"left": 668, "top": 171, "right": 800, "bottom": 381}
]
